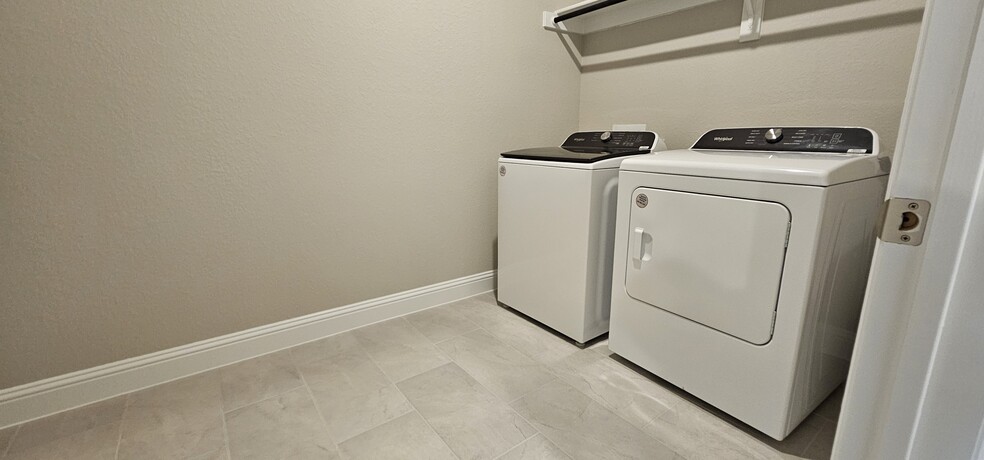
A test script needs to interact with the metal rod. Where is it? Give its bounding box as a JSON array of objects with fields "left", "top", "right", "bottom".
[{"left": 553, "top": 0, "right": 629, "bottom": 23}]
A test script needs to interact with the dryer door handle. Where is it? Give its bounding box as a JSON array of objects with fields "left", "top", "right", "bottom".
[{"left": 631, "top": 227, "right": 651, "bottom": 263}]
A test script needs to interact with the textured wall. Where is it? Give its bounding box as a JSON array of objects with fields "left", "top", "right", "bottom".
[
  {"left": 0, "top": 0, "right": 925, "bottom": 390},
  {"left": 578, "top": 0, "right": 924, "bottom": 151},
  {"left": 0, "top": 0, "right": 580, "bottom": 388}
]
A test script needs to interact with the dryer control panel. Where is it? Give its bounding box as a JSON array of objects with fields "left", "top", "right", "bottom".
[{"left": 692, "top": 127, "right": 875, "bottom": 154}]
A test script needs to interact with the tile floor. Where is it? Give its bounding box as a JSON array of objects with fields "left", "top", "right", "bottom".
[{"left": 0, "top": 293, "right": 843, "bottom": 460}]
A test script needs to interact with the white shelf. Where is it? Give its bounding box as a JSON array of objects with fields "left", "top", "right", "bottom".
[{"left": 543, "top": 0, "right": 764, "bottom": 42}]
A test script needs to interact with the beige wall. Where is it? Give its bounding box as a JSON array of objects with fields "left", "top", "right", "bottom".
[
  {"left": 578, "top": 0, "right": 924, "bottom": 152},
  {"left": 0, "top": 0, "right": 580, "bottom": 388},
  {"left": 0, "top": 0, "right": 924, "bottom": 390}
]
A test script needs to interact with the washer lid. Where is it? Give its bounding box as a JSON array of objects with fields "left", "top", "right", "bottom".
[
  {"left": 620, "top": 127, "right": 891, "bottom": 186},
  {"left": 500, "top": 131, "right": 658, "bottom": 163}
]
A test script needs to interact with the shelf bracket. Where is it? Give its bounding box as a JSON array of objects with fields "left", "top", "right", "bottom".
[
  {"left": 542, "top": 11, "right": 570, "bottom": 34},
  {"left": 739, "top": 0, "right": 765, "bottom": 42}
]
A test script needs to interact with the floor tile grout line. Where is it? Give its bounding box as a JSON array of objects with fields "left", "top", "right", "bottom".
[
  {"left": 648, "top": 405, "right": 736, "bottom": 460},
  {"left": 501, "top": 394, "right": 578, "bottom": 460},
  {"left": 378, "top": 311, "right": 534, "bottom": 460},
  {"left": 643, "top": 415, "right": 691, "bottom": 457},
  {"left": 395, "top": 317, "right": 453, "bottom": 377},
  {"left": 355, "top": 330, "right": 423, "bottom": 385},
  {"left": 295, "top": 367, "right": 342, "bottom": 455},
  {"left": 510, "top": 416, "right": 569, "bottom": 460},
  {"left": 353, "top": 318, "right": 449, "bottom": 387},
  {"left": 464, "top": 298, "right": 689, "bottom": 459},
  {"left": 318, "top": 382, "right": 417, "bottom": 440},
  {"left": 814, "top": 410, "right": 841, "bottom": 424},
  {"left": 798, "top": 414, "right": 831, "bottom": 456},
  {"left": 217, "top": 392, "right": 232, "bottom": 460},
  {"left": 474, "top": 323, "right": 543, "bottom": 364},
  {"left": 221, "top": 382, "right": 308, "bottom": 415},
  {"left": 396, "top": 315, "right": 459, "bottom": 351},
  {"left": 433, "top": 318, "right": 564, "bottom": 410},
  {"left": 799, "top": 418, "right": 832, "bottom": 457},
  {"left": 512, "top": 378, "right": 681, "bottom": 460},
  {"left": 550, "top": 355, "right": 673, "bottom": 430},
  {"left": 292, "top": 334, "right": 414, "bottom": 445},
  {"left": 324, "top": 402, "right": 410, "bottom": 446},
  {"left": 490, "top": 434, "right": 538, "bottom": 460},
  {"left": 798, "top": 427, "right": 824, "bottom": 458},
  {"left": 468, "top": 320, "right": 569, "bottom": 378},
  {"left": 112, "top": 395, "right": 130, "bottom": 460},
  {"left": 652, "top": 403, "right": 793, "bottom": 460},
  {"left": 387, "top": 379, "right": 461, "bottom": 459},
  {"left": 538, "top": 342, "right": 709, "bottom": 458},
  {"left": 352, "top": 329, "right": 459, "bottom": 459},
  {"left": 405, "top": 304, "right": 483, "bottom": 346},
  {"left": 427, "top": 347, "right": 547, "bottom": 459},
  {"left": 430, "top": 327, "right": 482, "bottom": 347},
  {"left": 447, "top": 307, "right": 596, "bottom": 408},
  {"left": 1, "top": 424, "right": 22, "bottom": 459},
  {"left": 436, "top": 297, "right": 589, "bottom": 450},
  {"left": 459, "top": 302, "right": 586, "bottom": 373},
  {"left": 396, "top": 406, "right": 461, "bottom": 460}
]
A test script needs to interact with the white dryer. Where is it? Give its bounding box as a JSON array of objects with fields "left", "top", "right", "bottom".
[
  {"left": 498, "top": 131, "right": 666, "bottom": 344},
  {"left": 608, "top": 127, "right": 890, "bottom": 440}
]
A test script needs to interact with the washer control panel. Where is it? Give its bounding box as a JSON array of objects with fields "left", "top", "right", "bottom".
[
  {"left": 692, "top": 127, "right": 875, "bottom": 154},
  {"left": 562, "top": 131, "right": 657, "bottom": 153}
]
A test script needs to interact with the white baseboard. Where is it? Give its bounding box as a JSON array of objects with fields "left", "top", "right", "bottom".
[{"left": 0, "top": 270, "right": 495, "bottom": 429}]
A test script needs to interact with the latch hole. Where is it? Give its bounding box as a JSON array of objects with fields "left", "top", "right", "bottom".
[{"left": 900, "top": 211, "right": 920, "bottom": 231}]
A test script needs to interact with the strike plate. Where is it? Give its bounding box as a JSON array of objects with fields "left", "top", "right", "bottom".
[{"left": 880, "top": 198, "right": 931, "bottom": 246}]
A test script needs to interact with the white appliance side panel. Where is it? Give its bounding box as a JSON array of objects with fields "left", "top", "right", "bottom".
[
  {"left": 581, "top": 170, "right": 620, "bottom": 341},
  {"left": 786, "top": 176, "right": 889, "bottom": 432},
  {"left": 497, "top": 162, "right": 592, "bottom": 340},
  {"left": 625, "top": 188, "right": 790, "bottom": 345}
]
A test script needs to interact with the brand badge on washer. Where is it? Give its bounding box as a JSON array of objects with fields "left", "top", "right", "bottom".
[
  {"left": 499, "top": 166, "right": 506, "bottom": 176},
  {"left": 636, "top": 194, "right": 648, "bottom": 208}
]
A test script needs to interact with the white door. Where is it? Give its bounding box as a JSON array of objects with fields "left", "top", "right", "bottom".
[
  {"left": 624, "top": 188, "right": 789, "bottom": 345},
  {"left": 833, "top": 0, "right": 984, "bottom": 458}
]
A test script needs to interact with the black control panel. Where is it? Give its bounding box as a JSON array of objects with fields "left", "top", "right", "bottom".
[
  {"left": 692, "top": 127, "right": 875, "bottom": 154},
  {"left": 561, "top": 131, "right": 658, "bottom": 153},
  {"left": 500, "top": 131, "right": 656, "bottom": 163}
]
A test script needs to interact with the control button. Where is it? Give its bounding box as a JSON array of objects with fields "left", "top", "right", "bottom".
[
  {"left": 765, "top": 128, "right": 783, "bottom": 143},
  {"left": 600, "top": 131, "right": 612, "bottom": 142}
]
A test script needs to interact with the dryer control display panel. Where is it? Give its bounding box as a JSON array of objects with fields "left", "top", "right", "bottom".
[{"left": 692, "top": 127, "right": 874, "bottom": 154}]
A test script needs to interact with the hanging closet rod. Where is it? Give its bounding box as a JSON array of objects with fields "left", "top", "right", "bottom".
[
  {"left": 553, "top": 0, "right": 628, "bottom": 23},
  {"left": 544, "top": 0, "right": 763, "bottom": 42}
]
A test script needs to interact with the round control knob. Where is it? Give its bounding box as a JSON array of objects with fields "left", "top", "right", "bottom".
[
  {"left": 764, "top": 128, "right": 783, "bottom": 143},
  {"left": 600, "top": 131, "right": 612, "bottom": 142}
]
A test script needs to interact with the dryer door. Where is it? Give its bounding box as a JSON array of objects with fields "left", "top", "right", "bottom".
[{"left": 625, "top": 188, "right": 790, "bottom": 345}]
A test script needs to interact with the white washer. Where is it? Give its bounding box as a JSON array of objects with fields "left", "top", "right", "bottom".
[
  {"left": 609, "top": 127, "right": 890, "bottom": 440},
  {"left": 498, "top": 131, "right": 666, "bottom": 344}
]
